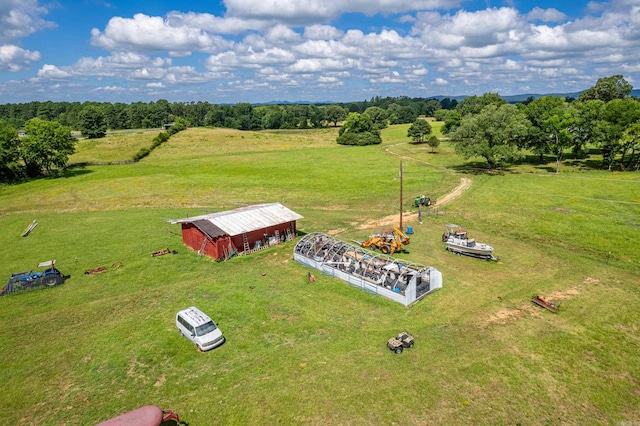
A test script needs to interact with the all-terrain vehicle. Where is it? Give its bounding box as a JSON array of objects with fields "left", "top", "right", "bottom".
[
  {"left": 413, "top": 195, "right": 434, "bottom": 207},
  {"left": 387, "top": 331, "right": 415, "bottom": 354},
  {"left": 1, "top": 260, "right": 64, "bottom": 296}
]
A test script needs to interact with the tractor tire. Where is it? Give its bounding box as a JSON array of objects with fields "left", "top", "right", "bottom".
[
  {"left": 381, "top": 245, "right": 391, "bottom": 254},
  {"left": 42, "top": 275, "right": 58, "bottom": 287}
]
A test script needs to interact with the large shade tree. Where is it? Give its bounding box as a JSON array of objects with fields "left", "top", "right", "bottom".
[
  {"left": 578, "top": 74, "right": 632, "bottom": 103},
  {"left": 20, "top": 118, "right": 76, "bottom": 177},
  {"left": 450, "top": 104, "right": 530, "bottom": 169},
  {"left": 0, "top": 120, "right": 22, "bottom": 182},
  {"left": 336, "top": 112, "right": 381, "bottom": 146}
]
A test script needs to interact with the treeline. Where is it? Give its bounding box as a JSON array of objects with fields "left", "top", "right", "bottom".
[
  {"left": 0, "top": 96, "right": 454, "bottom": 131},
  {"left": 440, "top": 75, "right": 640, "bottom": 171}
]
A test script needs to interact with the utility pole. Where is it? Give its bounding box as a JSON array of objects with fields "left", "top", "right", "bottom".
[{"left": 399, "top": 160, "right": 403, "bottom": 232}]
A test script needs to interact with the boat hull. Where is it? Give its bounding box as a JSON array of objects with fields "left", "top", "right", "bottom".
[{"left": 446, "top": 238, "right": 494, "bottom": 259}]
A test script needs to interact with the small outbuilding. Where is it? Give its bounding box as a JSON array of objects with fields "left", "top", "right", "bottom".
[{"left": 175, "top": 203, "right": 303, "bottom": 261}]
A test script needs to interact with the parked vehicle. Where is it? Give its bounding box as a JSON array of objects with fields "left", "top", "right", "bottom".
[
  {"left": 387, "top": 331, "right": 415, "bottom": 354},
  {"left": 1, "top": 260, "right": 64, "bottom": 296},
  {"left": 360, "top": 226, "right": 410, "bottom": 255},
  {"left": 413, "top": 195, "right": 434, "bottom": 207},
  {"left": 442, "top": 224, "right": 497, "bottom": 260},
  {"left": 176, "top": 306, "right": 225, "bottom": 352}
]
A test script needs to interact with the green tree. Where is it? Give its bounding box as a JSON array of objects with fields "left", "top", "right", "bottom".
[
  {"left": 450, "top": 104, "right": 530, "bottom": 169},
  {"left": 424, "top": 99, "right": 442, "bottom": 117},
  {"left": 456, "top": 93, "right": 506, "bottom": 117},
  {"left": 20, "top": 118, "right": 76, "bottom": 177},
  {"left": 79, "top": 105, "right": 107, "bottom": 139},
  {"left": 0, "top": 120, "right": 22, "bottom": 182},
  {"left": 407, "top": 119, "right": 432, "bottom": 143},
  {"left": 524, "top": 96, "right": 569, "bottom": 163},
  {"left": 336, "top": 112, "right": 381, "bottom": 146},
  {"left": 570, "top": 100, "right": 605, "bottom": 157},
  {"left": 579, "top": 74, "right": 633, "bottom": 103},
  {"left": 363, "top": 106, "right": 389, "bottom": 129},
  {"left": 325, "top": 105, "right": 348, "bottom": 126},
  {"left": 427, "top": 135, "right": 440, "bottom": 153},
  {"left": 620, "top": 121, "right": 640, "bottom": 170}
]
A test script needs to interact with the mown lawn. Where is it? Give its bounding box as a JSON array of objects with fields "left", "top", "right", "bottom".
[{"left": 0, "top": 125, "right": 639, "bottom": 425}]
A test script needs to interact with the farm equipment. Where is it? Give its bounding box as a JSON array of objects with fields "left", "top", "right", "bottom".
[
  {"left": 531, "top": 295, "right": 559, "bottom": 313},
  {"left": 413, "top": 195, "right": 434, "bottom": 207},
  {"left": 387, "top": 331, "right": 415, "bottom": 354},
  {"left": 1, "top": 260, "right": 64, "bottom": 296},
  {"left": 360, "top": 226, "right": 410, "bottom": 255}
]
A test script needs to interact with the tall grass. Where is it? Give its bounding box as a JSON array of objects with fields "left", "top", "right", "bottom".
[{"left": 0, "top": 126, "right": 639, "bottom": 425}]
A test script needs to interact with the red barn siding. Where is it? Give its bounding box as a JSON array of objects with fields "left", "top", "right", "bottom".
[
  {"left": 229, "top": 222, "right": 297, "bottom": 251},
  {"left": 181, "top": 224, "right": 234, "bottom": 260}
]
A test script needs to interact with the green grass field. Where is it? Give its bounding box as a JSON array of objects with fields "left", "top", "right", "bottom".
[{"left": 0, "top": 125, "right": 639, "bottom": 425}]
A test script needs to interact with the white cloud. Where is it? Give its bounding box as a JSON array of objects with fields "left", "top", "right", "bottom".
[
  {"left": 526, "top": 7, "right": 567, "bottom": 23},
  {"left": 0, "top": 0, "right": 55, "bottom": 43},
  {"left": 0, "top": 44, "right": 41, "bottom": 71},
  {"left": 91, "top": 13, "right": 233, "bottom": 54},
  {"left": 37, "top": 64, "right": 71, "bottom": 78},
  {"left": 304, "top": 25, "right": 344, "bottom": 40},
  {"left": 222, "top": 0, "right": 463, "bottom": 23}
]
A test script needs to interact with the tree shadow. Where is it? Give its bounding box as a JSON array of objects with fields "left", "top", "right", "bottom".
[{"left": 61, "top": 166, "right": 94, "bottom": 179}]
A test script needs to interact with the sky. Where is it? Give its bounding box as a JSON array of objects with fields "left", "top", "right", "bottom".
[{"left": 0, "top": 0, "right": 639, "bottom": 104}]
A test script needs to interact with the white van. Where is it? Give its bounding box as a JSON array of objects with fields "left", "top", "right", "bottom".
[{"left": 176, "top": 306, "right": 225, "bottom": 352}]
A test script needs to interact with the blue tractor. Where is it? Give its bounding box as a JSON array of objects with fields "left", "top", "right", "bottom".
[{"left": 1, "top": 260, "right": 64, "bottom": 296}]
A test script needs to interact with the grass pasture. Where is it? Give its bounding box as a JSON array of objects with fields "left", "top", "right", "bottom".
[{"left": 0, "top": 126, "right": 639, "bottom": 425}]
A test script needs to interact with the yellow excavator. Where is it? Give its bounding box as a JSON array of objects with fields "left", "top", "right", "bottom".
[{"left": 360, "top": 226, "right": 410, "bottom": 255}]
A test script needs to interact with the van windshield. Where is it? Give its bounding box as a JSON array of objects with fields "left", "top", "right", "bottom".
[{"left": 195, "top": 321, "right": 218, "bottom": 336}]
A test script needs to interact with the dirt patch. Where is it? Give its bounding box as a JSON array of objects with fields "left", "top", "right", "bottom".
[
  {"left": 356, "top": 177, "right": 472, "bottom": 230},
  {"left": 486, "top": 283, "right": 585, "bottom": 325},
  {"left": 327, "top": 228, "right": 348, "bottom": 235},
  {"left": 486, "top": 305, "right": 538, "bottom": 324}
]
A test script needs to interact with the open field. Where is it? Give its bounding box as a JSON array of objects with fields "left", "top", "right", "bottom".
[{"left": 1, "top": 126, "right": 639, "bottom": 425}]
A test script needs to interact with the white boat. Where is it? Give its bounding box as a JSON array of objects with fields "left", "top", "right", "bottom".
[{"left": 442, "top": 224, "right": 497, "bottom": 260}]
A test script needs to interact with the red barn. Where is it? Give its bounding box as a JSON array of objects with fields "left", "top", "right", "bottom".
[{"left": 176, "top": 203, "right": 303, "bottom": 261}]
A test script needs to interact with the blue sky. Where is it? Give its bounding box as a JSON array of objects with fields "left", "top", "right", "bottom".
[{"left": 0, "top": 0, "right": 638, "bottom": 104}]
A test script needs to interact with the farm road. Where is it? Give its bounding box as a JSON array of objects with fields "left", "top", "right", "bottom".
[{"left": 355, "top": 143, "right": 472, "bottom": 230}]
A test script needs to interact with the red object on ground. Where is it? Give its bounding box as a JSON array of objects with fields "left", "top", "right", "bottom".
[
  {"left": 96, "top": 405, "right": 179, "bottom": 426},
  {"left": 308, "top": 272, "right": 316, "bottom": 283}
]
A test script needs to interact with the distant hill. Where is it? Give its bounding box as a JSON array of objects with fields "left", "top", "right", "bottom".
[
  {"left": 431, "top": 89, "right": 640, "bottom": 103},
  {"left": 261, "top": 89, "right": 640, "bottom": 106}
]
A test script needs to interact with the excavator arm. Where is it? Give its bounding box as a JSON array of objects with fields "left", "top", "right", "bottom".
[{"left": 392, "top": 226, "right": 410, "bottom": 245}]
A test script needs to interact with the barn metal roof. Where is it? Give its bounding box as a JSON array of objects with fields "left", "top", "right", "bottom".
[{"left": 176, "top": 203, "right": 303, "bottom": 237}]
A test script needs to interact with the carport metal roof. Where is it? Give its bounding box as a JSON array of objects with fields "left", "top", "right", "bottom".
[{"left": 175, "top": 203, "right": 303, "bottom": 237}]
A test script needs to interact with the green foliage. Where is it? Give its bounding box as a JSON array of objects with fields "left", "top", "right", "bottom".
[
  {"left": 336, "top": 112, "right": 382, "bottom": 145},
  {"left": 450, "top": 103, "right": 529, "bottom": 169},
  {"left": 426, "top": 134, "right": 440, "bottom": 152},
  {"left": 20, "top": 118, "right": 76, "bottom": 177},
  {"left": 0, "top": 120, "right": 23, "bottom": 182},
  {"left": 455, "top": 92, "right": 506, "bottom": 117},
  {"left": 363, "top": 106, "right": 389, "bottom": 129},
  {"left": 325, "top": 105, "right": 348, "bottom": 126},
  {"left": 407, "top": 119, "right": 432, "bottom": 142},
  {"left": 133, "top": 147, "right": 150, "bottom": 161},
  {"left": 79, "top": 105, "right": 107, "bottom": 139},
  {"left": 579, "top": 74, "right": 633, "bottom": 103}
]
